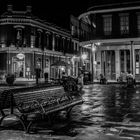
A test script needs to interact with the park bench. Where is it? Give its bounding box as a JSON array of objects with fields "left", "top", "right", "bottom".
[{"left": 0, "top": 83, "right": 83, "bottom": 133}]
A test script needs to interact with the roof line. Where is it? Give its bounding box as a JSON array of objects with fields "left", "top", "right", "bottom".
[
  {"left": 80, "top": 37, "right": 140, "bottom": 46},
  {"left": 79, "top": 5, "right": 140, "bottom": 19},
  {"left": 87, "top": 1, "right": 140, "bottom": 11}
]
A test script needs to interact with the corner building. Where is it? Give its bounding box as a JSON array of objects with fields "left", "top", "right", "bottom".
[
  {"left": 79, "top": 2, "right": 140, "bottom": 81},
  {"left": 0, "top": 5, "right": 82, "bottom": 80}
]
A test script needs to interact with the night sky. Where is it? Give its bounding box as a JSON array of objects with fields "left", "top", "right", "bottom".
[{"left": 0, "top": 0, "right": 138, "bottom": 30}]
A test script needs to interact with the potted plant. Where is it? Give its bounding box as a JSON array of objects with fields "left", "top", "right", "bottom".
[{"left": 6, "top": 73, "right": 15, "bottom": 85}]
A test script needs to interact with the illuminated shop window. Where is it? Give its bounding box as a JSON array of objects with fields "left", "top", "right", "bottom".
[{"left": 135, "top": 49, "right": 140, "bottom": 74}]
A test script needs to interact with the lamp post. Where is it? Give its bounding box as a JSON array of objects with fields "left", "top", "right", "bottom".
[
  {"left": 71, "top": 55, "right": 75, "bottom": 76},
  {"left": 81, "top": 53, "right": 87, "bottom": 62},
  {"left": 91, "top": 42, "right": 101, "bottom": 83},
  {"left": 81, "top": 53, "right": 87, "bottom": 73}
]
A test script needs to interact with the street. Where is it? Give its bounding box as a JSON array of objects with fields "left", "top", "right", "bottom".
[{"left": 0, "top": 84, "right": 140, "bottom": 140}]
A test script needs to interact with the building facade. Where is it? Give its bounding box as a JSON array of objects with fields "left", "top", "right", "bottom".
[
  {"left": 78, "top": 1, "right": 140, "bottom": 81},
  {"left": 0, "top": 5, "right": 91, "bottom": 80}
]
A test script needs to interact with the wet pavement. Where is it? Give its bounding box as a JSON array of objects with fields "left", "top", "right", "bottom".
[{"left": 1, "top": 84, "right": 140, "bottom": 140}]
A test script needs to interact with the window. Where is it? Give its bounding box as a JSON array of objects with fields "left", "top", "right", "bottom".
[
  {"left": 137, "top": 14, "right": 140, "bottom": 35},
  {"left": 31, "top": 28, "right": 36, "bottom": 48},
  {"left": 135, "top": 50, "right": 140, "bottom": 74},
  {"left": 14, "top": 25, "right": 24, "bottom": 47},
  {"left": 120, "top": 14, "right": 129, "bottom": 35},
  {"left": 103, "top": 15, "right": 112, "bottom": 35},
  {"left": 71, "top": 25, "right": 76, "bottom": 36}
]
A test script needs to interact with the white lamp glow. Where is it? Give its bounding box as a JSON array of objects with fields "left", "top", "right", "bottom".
[{"left": 81, "top": 54, "right": 87, "bottom": 60}]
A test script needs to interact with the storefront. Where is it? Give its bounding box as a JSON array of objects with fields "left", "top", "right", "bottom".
[{"left": 12, "top": 53, "right": 25, "bottom": 77}]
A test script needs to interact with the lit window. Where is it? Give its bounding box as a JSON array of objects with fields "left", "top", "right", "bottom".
[
  {"left": 120, "top": 14, "right": 129, "bottom": 35},
  {"left": 71, "top": 25, "right": 76, "bottom": 36},
  {"left": 103, "top": 15, "right": 112, "bottom": 35}
]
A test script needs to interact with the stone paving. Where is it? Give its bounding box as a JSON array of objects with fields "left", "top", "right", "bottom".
[{"left": 0, "top": 129, "right": 135, "bottom": 140}]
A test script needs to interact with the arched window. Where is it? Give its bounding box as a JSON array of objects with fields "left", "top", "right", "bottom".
[{"left": 14, "top": 25, "right": 24, "bottom": 48}]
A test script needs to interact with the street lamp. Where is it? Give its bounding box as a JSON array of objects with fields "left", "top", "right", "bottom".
[
  {"left": 78, "top": 53, "right": 87, "bottom": 75},
  {"left": 91, "top": 42, "right": 101, "bottom": 83},
  {"left": 92, "top": 45, "right": 96, "bottom": 52},
  {"left": 81, "top": 53, "right": 87, "bottom": 61},
  {"left": 81, "top": 53, "right": 87, "bottom": 67}
]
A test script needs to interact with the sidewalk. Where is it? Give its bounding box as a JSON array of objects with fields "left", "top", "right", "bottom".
[
  {"left": 0, "top": 78, "right": 44, "bottom": 87},
  {"left": 93, "top": 79, "right": 117, "bottom": 84},
  {"left": 93, "top": 79, "right": 140, "bottom": 84},
  {"left": 0, "top": 78, "right": 140, "bottom": 87}
]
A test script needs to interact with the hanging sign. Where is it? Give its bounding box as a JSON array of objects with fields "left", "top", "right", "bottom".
[{"left": 16, "top": 53, "right": 25, "bottom": 59}]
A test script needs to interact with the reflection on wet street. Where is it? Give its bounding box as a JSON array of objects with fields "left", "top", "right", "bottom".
[{"left": 63, "top": 84, "right": 140, "bottom": 139}]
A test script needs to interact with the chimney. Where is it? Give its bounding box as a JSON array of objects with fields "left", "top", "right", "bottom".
[
  {"left": 26, "top": 5, "right": 32, "bottom": 13},
  {"left": 7, "top": 4, "right": 13, "bottom": 12}
]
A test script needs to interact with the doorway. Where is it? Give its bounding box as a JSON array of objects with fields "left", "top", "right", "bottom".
[{"left": 12, "top": 57, "right": 25, "bottom": 78}]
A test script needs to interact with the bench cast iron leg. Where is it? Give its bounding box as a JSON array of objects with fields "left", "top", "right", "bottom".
[
  {"left": 13, "top": 114, "right": 27, "bottom": 132},
  {"left": 26, "top": 121, "right": 33, "bottom": 133},
  {"left": 0, "top": 114, "right": 8, "bottom": 126},
  {"left": 0, "top": 110, "right": 5, "bottom": 117},
  {"left": 0, "top": 113, "right": 26, "bottom": 132}
]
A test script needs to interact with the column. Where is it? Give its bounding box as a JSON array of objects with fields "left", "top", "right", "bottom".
[
  {"left": 96, "top": 51, "right": 101, "bottom": 79},
  {"left": 62, "top": 37, "right": 65, "bottom": 52},
  {"left": 115, "top": 50, "right": 120, "bottom": 79},
  {"left": 52, "top": 33, "right": 55, "bottom": 51},
  {"left": 132, "top": 45, "right": 135, "bottom": 76},
  {"left": 131, "top": 41, "right": 134, "bottom": 75},
  {"left": 104, "top": 51, "right": 106, "bottom": 76},
  {"left": 46, "top": 33, "right": 49, "bottom": 50},
  {"left": 124, "top": 50, "right": 127, "bottom": 72}
]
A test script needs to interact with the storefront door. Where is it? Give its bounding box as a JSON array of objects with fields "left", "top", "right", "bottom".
[{"left": 12, "top": 57, "right": 25, "bottom": 78}]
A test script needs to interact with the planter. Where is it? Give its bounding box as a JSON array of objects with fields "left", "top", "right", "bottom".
[{"left": 6, "top": 74, "right": 15, "bottom": 85}]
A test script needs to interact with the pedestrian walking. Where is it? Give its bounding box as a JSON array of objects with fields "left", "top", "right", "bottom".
[{"left": 77, "top": 73, "right": 84, "bottom": 91}]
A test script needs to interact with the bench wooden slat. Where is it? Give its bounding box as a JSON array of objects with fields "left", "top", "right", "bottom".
[{"left": 12, "top": 87, "right": 65, "bottom": 114}]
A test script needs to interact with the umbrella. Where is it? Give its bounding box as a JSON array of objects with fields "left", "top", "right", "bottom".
[{"left": 51, "top": 60, "right": 71, "bottom": 67}]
